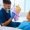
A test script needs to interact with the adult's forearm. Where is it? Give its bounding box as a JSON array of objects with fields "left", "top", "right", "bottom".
[{"left": 2, "top": 18, "right": 12, "bottom": 26}]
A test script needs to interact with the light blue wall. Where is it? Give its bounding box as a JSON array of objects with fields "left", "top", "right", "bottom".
[
  {"left": 0, "top": 0, "right": 3, "bottom": 9},
  {"left": 24, "top": 0, "right": 30, "bottom": 12}
]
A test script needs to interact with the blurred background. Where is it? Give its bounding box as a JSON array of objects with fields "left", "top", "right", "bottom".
[{"left": 0, "top": 0, "right": 30, "bottom": 22}]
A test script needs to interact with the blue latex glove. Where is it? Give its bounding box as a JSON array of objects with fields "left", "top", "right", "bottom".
[{"left": 11, "top": 12, "right": 16, "bottom": 19}]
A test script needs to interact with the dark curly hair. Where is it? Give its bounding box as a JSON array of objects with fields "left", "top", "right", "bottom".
[{"left": 3, "top": 0, "right": 11, "bottom": 4}]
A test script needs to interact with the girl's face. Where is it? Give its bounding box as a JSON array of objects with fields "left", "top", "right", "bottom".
[{"left": 27, "top": 13, "right": 30, "bottom": 21}]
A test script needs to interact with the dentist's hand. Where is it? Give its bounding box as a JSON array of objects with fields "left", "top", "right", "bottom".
[{"left": 11, "top": 12, "right": 16, "bottom": 19}]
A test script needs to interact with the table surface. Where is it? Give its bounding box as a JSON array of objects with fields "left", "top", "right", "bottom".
[{"left": 0, "top": 26, "right": 22, "bottom": 30}]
